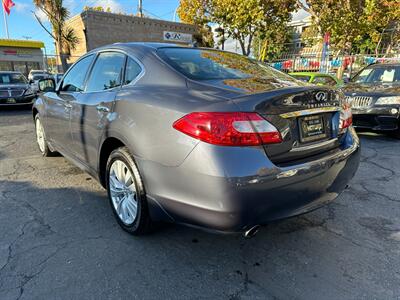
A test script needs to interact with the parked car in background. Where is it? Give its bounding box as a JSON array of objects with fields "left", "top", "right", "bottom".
[
  {"left": 343, "top": 63, "right": 400, "bottom": 138},
  {"left": 28, "top": 70, "right": 51, "bottom": 82},
  {"left": 0, "top": 71, "right": 36, "bottom": 106},
  {"left": 290, "top": 72, "right": 344, "bottom": 87},
  {"left": 33, "top": 43, "right": 360, "bottom": 236},
  {"left": 30, "top": 73, "right": 51, "bottom": 93}
]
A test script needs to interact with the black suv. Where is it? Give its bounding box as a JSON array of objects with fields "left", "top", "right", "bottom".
[{"left": 343, "top": 63, "right": 400, "bottom": 138}]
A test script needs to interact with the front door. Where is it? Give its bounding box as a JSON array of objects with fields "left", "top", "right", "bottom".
[{"left": 48, "top": 54, "right": 95, "bottom": 155}]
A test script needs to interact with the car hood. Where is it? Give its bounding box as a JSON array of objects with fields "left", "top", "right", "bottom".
[
  {"left": 342, "top": 82, "right": 400, "bottom": 96},
  {"left": 0, "top": 83, "right": 29, "bottom": 90}
]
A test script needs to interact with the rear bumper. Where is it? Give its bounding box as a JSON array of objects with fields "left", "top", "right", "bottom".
[
  {"left": 352, "top": 106, "right": 400, "bottom": 131},
  {"left": 141, "top": 127, "right": 360, "bottom": 233}
]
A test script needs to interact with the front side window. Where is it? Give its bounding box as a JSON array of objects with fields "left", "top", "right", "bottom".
[
  {"left": 61, "top": 55, "right": 94, "bottom": 92},
  {"left": 86, "top": 52, "right": 126, "bottom": 92},
  {"left": 124, "top": 57, "right": 142, "bottom": 85}
]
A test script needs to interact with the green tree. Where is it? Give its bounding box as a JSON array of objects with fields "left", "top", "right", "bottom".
[
  {"left": 297, "top": 0, "right": 400, "bottom": 55},
  {"left": 33, "top": 0, "right": 79, "bottom": 72},
  {"left": 177, "top": 0, "right": 296, "bottom": 56}
]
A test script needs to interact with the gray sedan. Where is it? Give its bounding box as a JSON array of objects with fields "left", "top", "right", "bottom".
[{"left": 33, "top": 43, "right": 360, "bottom": 236}]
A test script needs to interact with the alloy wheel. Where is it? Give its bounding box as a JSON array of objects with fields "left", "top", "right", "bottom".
[
  {"left": 35, "top": 118, "right": 45, "bottom": 153},
  {"left": 109, "top": 159, "right": 138, "bottom": 225}
]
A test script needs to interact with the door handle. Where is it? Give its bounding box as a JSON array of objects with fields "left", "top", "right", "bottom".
[{"left": 96, "top": 105, "right": 110, "bottom": 113}]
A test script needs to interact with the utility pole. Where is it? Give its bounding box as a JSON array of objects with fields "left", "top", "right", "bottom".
[
  {"left": 2, "top": 3, "right": 9, "bottom": 38},
  {"left": 138, "top": 0, "right": 143, "bottom": 17}
]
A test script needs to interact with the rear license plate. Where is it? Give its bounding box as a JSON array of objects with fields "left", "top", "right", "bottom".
[
  {"left": 6, "top": 98, "right": 16, "bottom": 104},
  {"left": 299, "top": 114, "right": 327, "bottom": 143}
]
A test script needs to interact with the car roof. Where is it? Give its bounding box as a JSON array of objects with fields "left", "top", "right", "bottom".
[
  {"left": 367, "top": 62, "right": 400, "bottom": 68},
  {"left": 84, "top": 42, "right": 206, "bottom": 59},
  {"left": 0, "top": 71, "right": 23, "bottom": 74}
]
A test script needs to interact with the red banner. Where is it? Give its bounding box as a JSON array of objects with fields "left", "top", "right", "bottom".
[{"left": 2, "top": 0, "right": 15, "bottom": 15}]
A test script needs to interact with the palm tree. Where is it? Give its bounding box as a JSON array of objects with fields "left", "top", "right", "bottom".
[{"left": 33, "top": 0, "right": 78, "bottom": 72}]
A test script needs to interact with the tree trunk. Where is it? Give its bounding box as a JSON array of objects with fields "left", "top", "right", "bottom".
[
  {"left": 56, "top": 37, "right": 69, "bottom": 73},
  {"left": 246, "top": 34, "right": 253, "bottom": 56},
  {"left": 375, "top": 28, "right": 385, "bottom": 58},
  {"left": 238, "top": 38, "right": 247, "bottom": 56}
]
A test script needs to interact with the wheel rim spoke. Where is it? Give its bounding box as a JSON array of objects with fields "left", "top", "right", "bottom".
[
  {"left": 109, "top": 159, "right": 138, "bottom": 225},
  {"left": 36, "top": 119, "right": 45, "bottom": 152}
]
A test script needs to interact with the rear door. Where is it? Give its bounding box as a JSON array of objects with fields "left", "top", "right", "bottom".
[
  {"left": 45, "top": 55, "right": 94, "bottom": 152},
  {"left": 69, "top": 51, "right": 127, "bottom": 168}
]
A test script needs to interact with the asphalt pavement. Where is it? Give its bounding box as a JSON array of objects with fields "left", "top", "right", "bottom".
[{"left": 0, "top": 108, "right": 399, "bottom": 300}]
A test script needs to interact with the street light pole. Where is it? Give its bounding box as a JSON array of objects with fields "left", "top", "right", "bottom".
[{"left": 138, "top": 0, "right": 143, "bottom": 17}]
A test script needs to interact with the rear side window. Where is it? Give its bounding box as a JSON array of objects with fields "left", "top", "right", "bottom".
[
  {"left": 61, "top": 55, "right": 94, "bottom": 92},
  {"left": 124, "top": 57, "right": 142, "bottom": 85},
  {"left": 86, "top": 52, "right": 126, "bottom": 92},
  {"left": 158, "top": 48, "right": 296, "bottom": 82}
]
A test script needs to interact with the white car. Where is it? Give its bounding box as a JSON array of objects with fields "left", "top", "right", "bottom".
[{"left": 28, "top": 70, "right": 51, "bottom": 82}]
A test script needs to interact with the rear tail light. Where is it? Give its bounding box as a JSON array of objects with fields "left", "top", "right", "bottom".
[
  {"left": 340, "top": 103, "right": 353, "bottom": 130},
  {"left": 173, "top": 112, "right": 282, "bottom": 146}
]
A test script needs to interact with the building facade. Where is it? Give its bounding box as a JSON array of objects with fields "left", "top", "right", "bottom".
[
  {"left": 65, "top": 10, "right": 198, "bottom": 64},
  {"left": 288, "top": 15, "right": 312, "bottom": 52},
  {"left": 0, "top": 39, "right": 45, "bottom": 76}
]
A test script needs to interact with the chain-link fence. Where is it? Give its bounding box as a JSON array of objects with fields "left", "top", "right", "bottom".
[{"left": 267, "top": 52, "right": 400, "bottom": 79}]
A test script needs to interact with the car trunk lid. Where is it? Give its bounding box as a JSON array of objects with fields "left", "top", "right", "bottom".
[{"left": 231, "top": 86, "right": 344, "bottom": 166}]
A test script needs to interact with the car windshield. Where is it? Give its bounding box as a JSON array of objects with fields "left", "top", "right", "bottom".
[
  {"left": 292, "top": 75, "right": 311, "bottom": 82},
  {"left": 352, "top": 65, "right": 400, "bottom": 84},
  {"left": 0, "top": 73, "right": 27, "bottom": 84},
  {"left": 158, "top": 48, "right": 296, "bottom": 82},
  {"left": 33, "top": 74, "right": 46, "bottom": 81}
]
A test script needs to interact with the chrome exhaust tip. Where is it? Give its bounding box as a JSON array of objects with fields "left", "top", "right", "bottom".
[{"left": 244, "top": 225, "right": 260, "bottom": 238}]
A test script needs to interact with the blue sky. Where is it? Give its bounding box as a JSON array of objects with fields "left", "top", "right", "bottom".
[
  {"left": 1, "top": 0, "right": 181, "bottom": 54},
  {"left": 1, "top": 0, "right": 307, "bottom": 54}
]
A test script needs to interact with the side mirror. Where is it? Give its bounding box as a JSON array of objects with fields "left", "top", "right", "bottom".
[{"left": 38, "top": 78, "right": 56, "bottom": 93}]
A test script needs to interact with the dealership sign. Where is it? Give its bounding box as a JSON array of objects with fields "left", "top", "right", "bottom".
[{"left": 163, "top": 31, "right": 192, "bottom": 43}]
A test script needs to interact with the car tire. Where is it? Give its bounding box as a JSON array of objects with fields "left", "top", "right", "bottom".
[
  {"left": 391, "top": 126, "right": 400, "bottom": 139},
  {"left": 34, "top": 114, "right": 53, "bottom": 157},
  {"left": 106, "top": 146, "right": 152, "bottom": 235}
]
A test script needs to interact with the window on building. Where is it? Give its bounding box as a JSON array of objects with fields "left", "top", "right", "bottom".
[
  {"left": 0, "top": 61, "right": 12, "bottom": 72},
  {"left": 86, "top": 52, "right": 126, "bottom": 92},
  {"left": 61, "top": 54, "right": 94, "bottom": 92}
]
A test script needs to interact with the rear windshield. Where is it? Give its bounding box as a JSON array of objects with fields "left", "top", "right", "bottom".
[
  {"left": 0, "top": 73, "right": 27, "bottom": 84},
  {"left": 158, "top": 48, "right": 297, "bottom": 82},
  {"left": 352, "top": 65, "right": 400, "bottom": 84}
]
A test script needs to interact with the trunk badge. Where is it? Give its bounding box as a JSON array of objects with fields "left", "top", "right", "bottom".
[{"left": 315, "top": 91, "right": 328, "bottom": 102}]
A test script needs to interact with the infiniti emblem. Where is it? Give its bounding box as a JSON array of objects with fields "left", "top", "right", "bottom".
[{"left": 315, "top": 91, "right": 328, "bottom": 102}]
